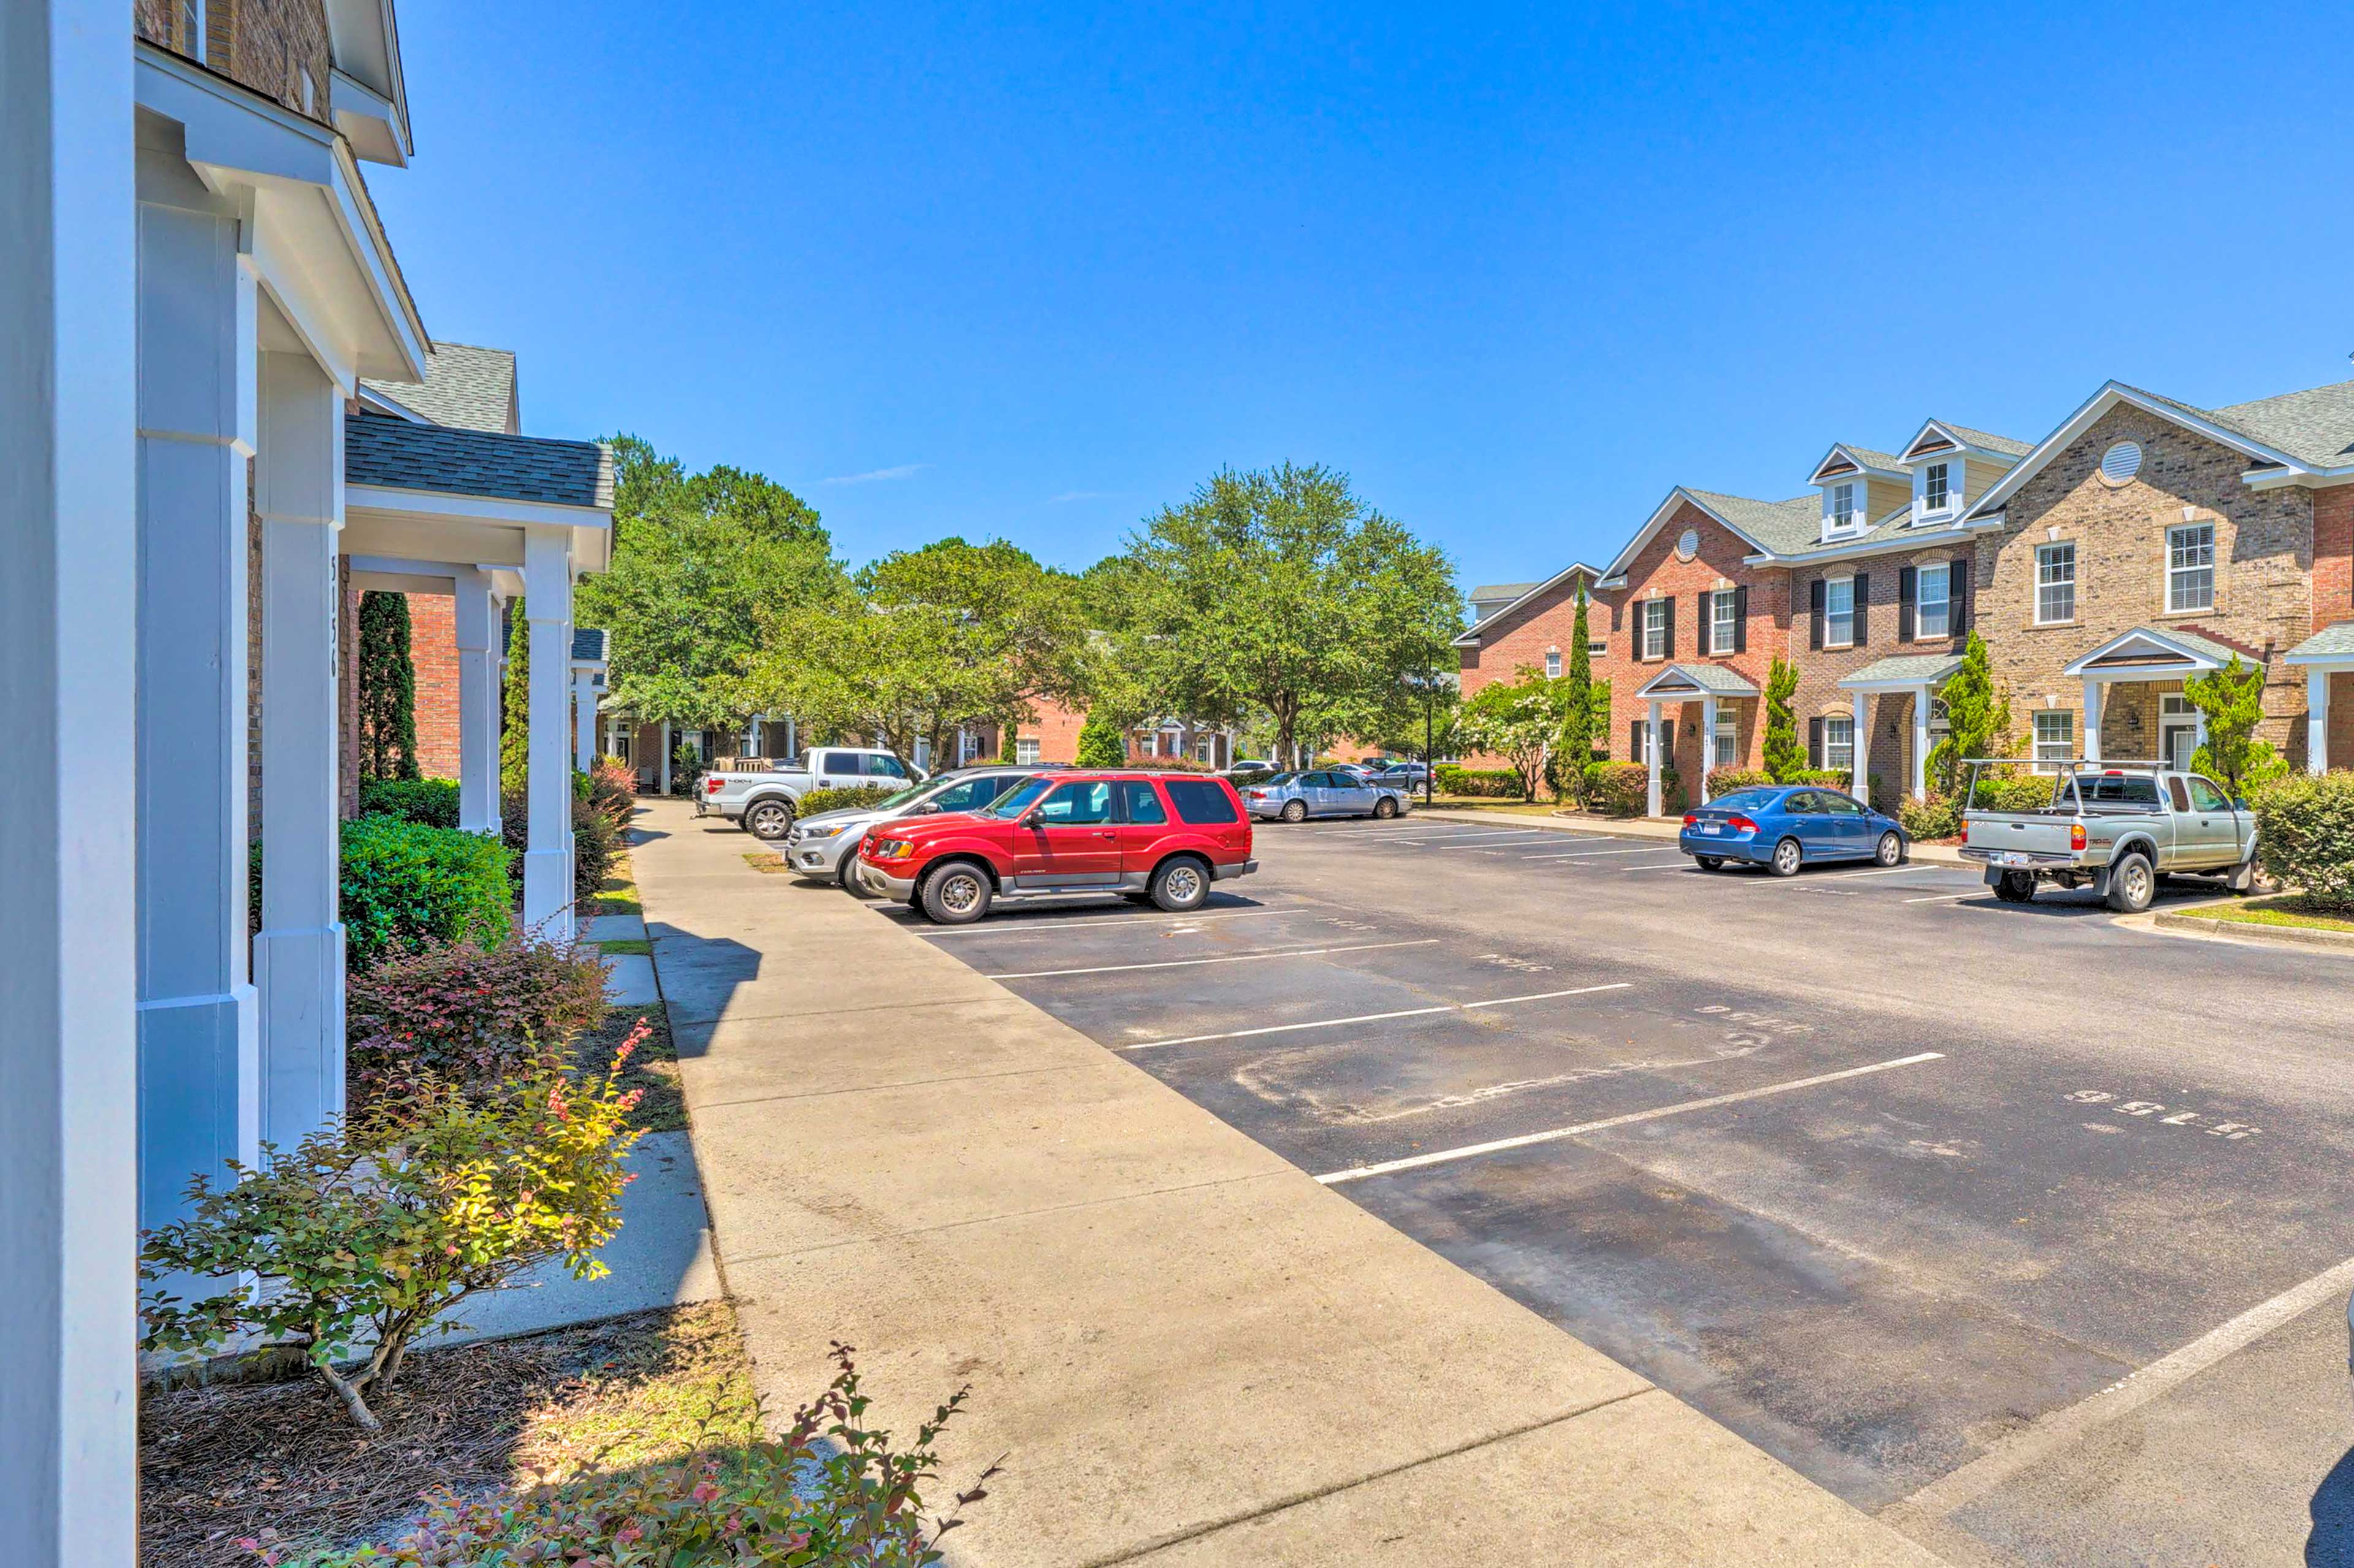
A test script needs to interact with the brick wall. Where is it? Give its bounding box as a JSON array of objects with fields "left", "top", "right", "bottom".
[
  {"left": 337, "top": 564, "right": 360, "bottom": 818},
  {"left": 1606, "top": 500, "right": 1791, "bottom": 804},
  {"left": 135, "top": 0, "right": 335, "bottom": 127},
  {"left": 1788, "top": 545, "right": 1975, "bottom": 806},
  {"left": 2314, "top": 486, "right": 2353, "bottom": 634},
  {"left": 1978, "top": 405, "right": 2316, "bottom": 764},
  {"left": 407, "top": 593, "right": 462, "bottom": 780}
]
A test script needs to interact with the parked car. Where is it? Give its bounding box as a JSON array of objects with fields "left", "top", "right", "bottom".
[
  {"left": 1225, "top": 758, "right": 1277, "bottom": 776},
  {"left": 1678, "top": 785, "right": 1906, "bottom": 875},
  {"left": 1241, "top": 769, "right": 1412, "bottom": 823},
  {"left": 855, "top": 771, "right": 1257, "bottom": 924},
  {"left": 1368, "top": 760, "right": 1431, "bottom": 788},
  {"left": 785, "top": 766, "right": 1051, "bottom": 889},
  {"left": 699, "top": 746, "right": 924, "bottom": 840},
  {"left": 1957, "top": 760, "right": 2258, "bottom": 911}
]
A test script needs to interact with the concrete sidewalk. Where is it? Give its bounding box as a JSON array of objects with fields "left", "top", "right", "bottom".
[
  {"left": 630, "top": 798, "right": 1945, "bottom": 1566},
  {"left": 1417, "top": 804, "right": 1971, "bottom": 865}
]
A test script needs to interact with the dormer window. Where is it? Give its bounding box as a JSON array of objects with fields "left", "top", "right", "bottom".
[
  {"left": 1827, "top": 482, "right": 1859, "bottom": 534},
  {"left": 1923, "top": 462, "right": 1949, "bottom": 512}
]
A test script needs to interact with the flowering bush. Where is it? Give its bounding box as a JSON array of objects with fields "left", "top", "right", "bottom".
[
  {"left": 242, "top": 1342, "right": 996, "bottom": 1566},
  {"left": 587, "top": 756, "right": 638, "bottom": 828},
  {"left": 346, "top": 934, "right": 612, "bottom": 1112},
  {"left": 141, "top": 1038, "right": 646, "bottom": 1430},
  {"left": 341, "top": 816, "right": 512, "bottom": 969},
  {"left": 356, "top": 778, "right": 461, "bottom": 829}
]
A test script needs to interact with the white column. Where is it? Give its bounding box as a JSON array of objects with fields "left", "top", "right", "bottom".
[
  {"left": 2, "top": 1, "right": 140, "bottom": 1552},
  {"left": 1911, "top": 684, "right": 1932, "bottom": 801},
  {"left": 1699, "top": 695, "right": 1718, "bottom": 802},
  {"left": 252, "top": 349, "right": 346, "bottom": 1152},
  {"left": 573, "top": 668, "right": 598, "bottom": 771},
  {"left": 660, "top": 720, "right": 673, "bottom": 794},
  {"left": 452, "top": 570, "right": 500, "bottom": 832},
  {"left": 135, "top": 157, "right": 261, "bottom": 1236},
  {"left": 1850, "top": 690, "right": 1868, "bottom": 799},
  {"left": 2309, "top": 669, "right": 2331, "bottom": 775},
  {"left": 523, "top": 530, "right": 576, "bottom": 941},
  {"left": 2083, "top": 680, "right": 2104, "bottom": 764},
  {"left": 1646, "top": 699, "right": 1664, "bottom": 817}
]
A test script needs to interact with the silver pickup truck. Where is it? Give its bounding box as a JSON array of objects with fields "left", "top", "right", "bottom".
[
  {"left": 1959, "top": 758, "right": 2258, "bottom": 911},
  {"left": 696, "top": 746, "right": 924, "bottom": 840}
]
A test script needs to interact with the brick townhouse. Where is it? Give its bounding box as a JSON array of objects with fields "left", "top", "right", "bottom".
[{"left": 1466, "top": 372, "right": 2354, "bottom": 815}]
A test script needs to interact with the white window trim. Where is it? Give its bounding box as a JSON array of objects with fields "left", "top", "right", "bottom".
[
  {"left": 2035, "top": 542, "right": 2076, "bottom": 626},
  {"left": 1824, "top": 481, "right": 1862, "bottom": 539},
  {"left": 1916, "top": 561, "right": 1951, "bottom": 640},
  {"left": 1824, "top": 575, "right": 1856, "bottom": 650},
  {"left": 1824, "top": 714, "right": 1856, "bottom": 772},
  {"left": 1708, "top": 588, "right": 1736, "bottom": 657},
  {"left": 2032, "top": 710, "right": 2074, "bottom": 771},
  {"left": 1914, "top": 459, "right": 1956, "bottom": 522},
  {"left": 1545, "top": 649, "right": 1563, "bottom": 678},
  {"left": 1016, "top": 737, "right": 1042, "bottom": 765},
  {"left": 1642, "top": 598, "right": 1669, "bottom": 661},
  {"left": 2166, "top": 522, "right": 2215, "bottom": 614},
  {"left": 1588, "top": 637, "right": 1609, "bottom": 657}
]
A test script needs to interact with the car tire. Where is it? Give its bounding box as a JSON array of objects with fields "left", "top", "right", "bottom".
[
  {"left": 744, "top": 800, "right": 793, "bottom": 840},
  {"left": 1695, "top": 855, "right": 1724, "bottom": 871},
  {"left": 1373, "top": 796, "right": 1399, "bottom": 820},
  {"left": 1148, "top": 855, "right": 1211, "bottom": 913},
  {"left": 2106, "top": 851, "right": 2155, "bottom": 914},
  {"left": 1280, "top": 799, "right": 1308, "bottom": 823},
  {"left": 1769, "top": 837, "right": 1803, "bottom": 877},
  {"left": 1874, "top": 831, "right": 1904, "bottom": 867},
  {"left": 837, "top": 859, "right": 868, "bottom": 897},
  {"left": 1995, "top": 870, "right": 2036, "bottom": 902},
  {"left": 919, "top": 860, "right": 992, "bottom": 925}
]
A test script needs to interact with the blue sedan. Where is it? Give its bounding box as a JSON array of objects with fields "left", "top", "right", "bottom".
[{"left": 1678, "top": 785, "right": 1908, "bottom": 876}]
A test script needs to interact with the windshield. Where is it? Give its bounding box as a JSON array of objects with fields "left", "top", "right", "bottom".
[
  {"left": 1259, "top": 772, "right": 1299, "bottom": 786},
  {"left": 980, "top": 776, "right": 1056, "bottom": 818},
  {"left": 872, "top": 782, "right": 932, "bottom": 810},
  {"left": 1706, "top": 788, "right": 1781, "bottom": 813}
]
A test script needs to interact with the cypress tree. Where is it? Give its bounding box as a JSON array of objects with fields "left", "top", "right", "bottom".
[
  {"left": 1555, "top": 589, "right": 1596, "bottom": 801},
  {"left": 501, "top": 597, "right": 530, "bottom": 796},
  {"left": 356, "top": 590, "right": 421, "bottom": 782},
  {"left": 1762, "top": 656, "right": 1804, "bottom": 782}
]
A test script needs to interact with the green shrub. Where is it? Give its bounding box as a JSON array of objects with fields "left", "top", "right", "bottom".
[
  {"left": 572, "top": 796, "right": 620, "bottom": 904},
  {"left": 2254, "top": 771, "right": 2354, "bottom": 910},
  {"left": 242, "top": 1343, "right": 992, "bottom": 1566},
  {"left": 1704, "top": 767, "right": 1772, "bottom": 799},
  {"left": 341, "top": 816, "right": 511, "bottom": 969},
  {"left": 141, "top": 1045, "right": 644, "bottom": 1430},
  {"left": 1583, "top": 761, "right": 1651, "bottom": 816},
  {"left": 345, "top": 935, "right": 612, "bottom": 1114},
  {"left": 1075, "top": 712, "right": 1129, "bottom": 768},
  {"left": 356, "top": 777, "right": 460, "bottom": 829},
  {"left": 797, "top": 784, "right": 897, "bottom": 818},
  {"left": 1900, "top": 793, "right": 1960, "bottom": 841},
  {"left": 1436, "top": 767, "right": 1522, "bottom": 798},
  {"left": 1968, "top": 773, "right": 2059, "bottom": 812}
]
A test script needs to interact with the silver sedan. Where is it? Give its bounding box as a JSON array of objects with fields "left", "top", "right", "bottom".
[
  {"left": 1240, "top": 769, "right": 1412, "bottom": 823},
  {"left": 786, "top": 767, "right": 1043, "bottom": 888}
]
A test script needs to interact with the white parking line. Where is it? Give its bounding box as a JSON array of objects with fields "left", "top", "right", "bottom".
[
  {"left": 917, "top": 907, "right": 1298, "bottom": 937},
  {"left": 1314, "top": 1052, "right": 1946, "bottom": 1184},
  {"left": 986, "top": 938, "right": 1438, "bottom": 980},
  {"left": 1902, "top": 890, "right": 1982, "bottom": 904},
  {"left": 1521, "top": 845, "right": 1661, "bottom": 861},
  {"left": 1118, "top": 981, "right": 1633, "bottom": 1052}
]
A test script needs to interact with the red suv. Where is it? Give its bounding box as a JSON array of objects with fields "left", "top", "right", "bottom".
[{"left": 855, "top": 771, "right": 1257, "bottom": 924}]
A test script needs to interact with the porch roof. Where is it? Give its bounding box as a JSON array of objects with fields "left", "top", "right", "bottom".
[
  {"left": 2062, "top": 625, "right": 2240, "bottom": 680},
  {"left": 1837, "top": 652, "right": 1964, "bottom": 691},
  {"left": 1634, "top": 661, "right": 1759, "bottom": 699},
  {"left": 2284, "top": 621, "right": 2354, "bottom": 666},
  {"left": 346, "top": 414, "right": 612, "bottom": 508}
]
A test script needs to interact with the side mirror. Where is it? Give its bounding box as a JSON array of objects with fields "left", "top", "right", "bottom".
[{"left": 911, "top": 803, "right": 938, "bottom": 815}]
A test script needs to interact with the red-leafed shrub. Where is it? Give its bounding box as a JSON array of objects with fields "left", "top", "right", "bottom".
[
  {"left": 346, "top": 934, "right": 610, "bottom": 1112},
  {"left": 587, "top": 757, "right": 637, "bottom": 828}
]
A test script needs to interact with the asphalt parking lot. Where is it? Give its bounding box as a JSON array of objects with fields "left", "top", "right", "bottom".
[{"left": 881, "top": 812, "right": 2354, "bottom": 1566}]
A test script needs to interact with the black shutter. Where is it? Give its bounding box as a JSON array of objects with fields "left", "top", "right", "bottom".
[
  {"left": 1810, "top": 578, "right": 1826, "bottom": 650},
  {"left": 1853, "top": 573, "right": 1870, "bottom": 645},
  {"left": 1951, "top": 556, "right": 1971, "bottom": 635},
  {"left": 1733, "top": 585, "right": 1749, "bottom": 653},
  {"left": 1697, "top": 592, "right": 1712, "bottom": 655},
  {"left": 1809, "top": 716, "right": 1824, "bottom": 770},
  {"left": 1630, "top": 719, "right": 1643, "bottom": 761},
  {"left": 1661, "top": 596, "right": 1677, "bottom": 661},
  {"left": 1898, "top": 566, "right": 1918, "bottom": 642}
]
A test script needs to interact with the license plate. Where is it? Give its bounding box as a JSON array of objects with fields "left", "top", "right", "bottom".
[
  {"left": 1997, "top": 852, "right": 2032, "bottom": 867},
  {"left": 1701, "top": 824, "right": 1722, "bottom": 835}
]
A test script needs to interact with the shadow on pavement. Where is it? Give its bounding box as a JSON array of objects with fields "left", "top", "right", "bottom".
[{"left": 2311, "top": 1446, "right": 2354, "bottom": 1565}]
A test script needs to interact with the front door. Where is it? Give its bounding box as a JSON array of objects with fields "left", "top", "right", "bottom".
[
  {"left": 1010, "top": 779, "right": 1122, "bottom": 885},
  {"left": 2161, "top": 695, "right": 2199, "bottom": 772}
]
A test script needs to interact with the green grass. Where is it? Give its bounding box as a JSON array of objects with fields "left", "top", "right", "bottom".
[
  {"left": 2195, "top": 895, "right": 2354, "bottom": 934},
  {"left": 597, "top": 938, "right": 651, "bottom": 956},
  {"left": 591, "top": 850, "right": 642, "bottom": 916}
]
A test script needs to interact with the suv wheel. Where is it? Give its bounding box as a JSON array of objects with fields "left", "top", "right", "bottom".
[
  {"left": 744, "top": 800, "right": 793, "bottom": 840},
  {"left": 1280, "top": 799, "right": 1308, "bottom": 823},
  {"left": 2106, "top": 851, "right": 2155, "bottom": 914},
  {"left": 920, "top": 861, "right": 992, "bottom": 924},
  {"left": 1149, "top": 856, "right": 1210, "bottom": 913},
  {"left": 1874, "top": 831, "right": 1904, "bottom": 867}
]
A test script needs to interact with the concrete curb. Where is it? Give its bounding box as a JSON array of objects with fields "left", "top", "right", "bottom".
[
  {"left": 2152, "top": 906, "right": 2354, "bottom": 952},
  {"left": 1414, "top": 806, "right": 1973, "bottom": 866}
]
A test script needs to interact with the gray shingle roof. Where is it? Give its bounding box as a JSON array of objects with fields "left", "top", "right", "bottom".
[
  {"left": 1635, "top": 661, "right": 1760, "bottom": 698},
  {"left": 2288, "top": 622, "right": 2354, "bottom": 662},
  {"left": 1937, "top": 424, "right": 2033, "bottom": 458},
  {"left": 1469, "top": 582, "right": 1540, "bottom": 602},
  {"left": 346, "top": 414, "right": 613, "bottom": 509},
  {"left": 1832, "top": 444, "right": 1909, "bottom": 474},
  {"left": 1682, "top": 489, "right": 1824, "bottom": 555},
  {"left": 360, "top": 341, "right": 519, "bottom": 434},
  {"left": 573, "top": 627, "right": 609, "bottom": 663},
  {"left": 1838, "top": 653, "right": 1964, "bottom": 687},
  {"left": 2205, "top": 381, "right": 2354, "bottom": 467}
]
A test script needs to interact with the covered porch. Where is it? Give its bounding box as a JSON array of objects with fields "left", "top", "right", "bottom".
[
  {"left": 1635, "top": 663, "right": 1760, "bottom": 813},
  {"left": 2062, "top": 626, "right": 2240, "bottom": 771},
  {"left": 341, "top": 417, "right": 614, "bottom": 943},
  {"left": 1837, "top": 653, "right": 1962, "bottom": 802},
  {"left": 2285, "top": 622, "right": 2354, "bottom": 774}
]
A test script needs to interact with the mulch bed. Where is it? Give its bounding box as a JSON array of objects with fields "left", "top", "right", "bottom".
[
  {"left": 140, "top": 1303, "right": 752, "bottom": 1567},
  {"left": 581, "top": 1000, "right": 684, "bottom": 1134}
]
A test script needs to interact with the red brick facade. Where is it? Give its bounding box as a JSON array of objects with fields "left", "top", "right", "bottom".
[{"left": 407, "top": 593, "right": 463, "bottom": 780}]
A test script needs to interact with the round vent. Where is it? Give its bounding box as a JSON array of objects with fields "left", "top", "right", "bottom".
[
  {"left": 2100, "top": 441, "right": 2143, "bottom": 485},
  {"left": 1676, "top": 527, "right": 1701, "bottom": 561}
]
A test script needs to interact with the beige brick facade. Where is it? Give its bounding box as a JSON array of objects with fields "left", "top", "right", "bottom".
[{"left": 136, "top": 0, "right": 335, "bottom": 127}]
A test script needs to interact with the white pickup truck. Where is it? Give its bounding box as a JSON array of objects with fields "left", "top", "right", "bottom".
[
  {"left": 696, "top": 747, "right": 924, "bottom": 840},
  {"left": 1958, "top": 758, "right": 2258, "bottom": 912}
]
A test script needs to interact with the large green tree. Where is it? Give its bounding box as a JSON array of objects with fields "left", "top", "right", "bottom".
[
  {"left": 1457, "top": 665, "right": 1574, "bottom": 802},
  {"left": 2187, "top": 653, "right": 2288, "bottom": 795},
  {"left": 356, "top": 590, "right": 421, "bottom": 782},
  {"left": 576, "top": 437, "right": 842, "bottom": 737},
  {"left": 1926, "top": 631, "right": 2013, "bottom": 794},
  {"left": 755, "top": 537, "right": 1092, "bottom": 770},
  {"left": 1113, "top": 464, "right": 1459, "bottom": 764}
]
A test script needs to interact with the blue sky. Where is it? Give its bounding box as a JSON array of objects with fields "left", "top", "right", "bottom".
[{"left": 374, "top": 1, "right": 2354, "bottom": 593}]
